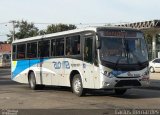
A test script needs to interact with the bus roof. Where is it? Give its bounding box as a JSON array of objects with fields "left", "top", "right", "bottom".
[{"left": 12, "top": 26, "right": 139, "bottom": 44}]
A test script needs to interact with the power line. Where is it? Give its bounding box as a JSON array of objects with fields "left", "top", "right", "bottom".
[
  {"left": 0, "top": 22, "right": 9, "bottom": 25},
  {"left": 0, "top": 21, "right": 129, "bottom": 26},
  {"left": 34, "top": 22, "right": 55, "bottom": 25},
  {"left": 0, "top": 21, "right": 109, "bottom": 27},
  {"left": 0, "top": 35, "right": 7, "bottom": 36},
  {"left": 34, "top": 22, "right": 113, "bottom": 25}
]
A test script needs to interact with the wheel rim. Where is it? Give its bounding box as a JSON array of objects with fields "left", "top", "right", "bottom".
[
  {"left": 30, "top": 77, "right": 34, "bottom": 88},
  {"left": 29, "top": 74, "right": 35, "bottom": 88},
  {"left": 74, "top": 78, "right": 81, "bottom": 93},
  {"left": 150, "top": 67, "right": 154, "bottom": 72}
]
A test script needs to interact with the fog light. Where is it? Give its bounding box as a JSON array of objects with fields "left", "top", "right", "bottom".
[
  {"left": 142, "top": 77, "right": 149, "bottom": 81},
  {"left": 103, "top": 81, "right": 110, "bottom": 86}
]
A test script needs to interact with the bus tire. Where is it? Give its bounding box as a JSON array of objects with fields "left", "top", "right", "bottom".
[
  {"left": 28, "top": 72, "right": 38, "bottom": 90},
  {"left": 72, "top": 74, "right": 85, "bottom": 97},
  {"left": 115, "top": 89, "right": 127, "bottom": 95}
]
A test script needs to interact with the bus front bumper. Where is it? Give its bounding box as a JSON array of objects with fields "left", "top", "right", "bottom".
[{"left": 101, "top": 77, "right": 150, "bottom": 89}]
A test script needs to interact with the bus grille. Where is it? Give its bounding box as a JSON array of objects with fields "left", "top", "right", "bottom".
[{"left": 115, "top": 80, "right": 141, "bottom": 87}]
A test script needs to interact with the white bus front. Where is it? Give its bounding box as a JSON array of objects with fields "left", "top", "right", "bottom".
[{"left": 97, "top": 29, "right": 149, "bottom": 94}]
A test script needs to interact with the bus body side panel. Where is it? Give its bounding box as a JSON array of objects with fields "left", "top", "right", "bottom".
[
  {"left": 11, "top": 60, "right": 30, "bottom": 83},
  {"left": 81, "top": 61, "right": 100, "bottom": 89},
  {"left": 29, "top": 59, "right": 41, "bottom": 85},
  {"left": 49, "top": 58, "right": 82, "bottom": 87},
  {"left": 41, "top": 58, "right": 100, "bottom": 89},
  {"left": 11, "top": 58, "right": 101, "bottom": 89},
  {"left": 11, "top": 59, "right": 46, "bottom": 84},
  {"left": 39, "top": 58, "right": 56, "bottom": 86}
]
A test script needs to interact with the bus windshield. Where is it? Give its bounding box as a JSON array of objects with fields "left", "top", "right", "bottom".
[{"left": 99, "top": 31, "right": 148, "bottom": 65}]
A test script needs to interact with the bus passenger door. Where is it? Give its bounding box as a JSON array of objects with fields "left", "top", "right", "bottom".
[
  {"left": 38, "top": 40, "right": 52, "bottom": 85},
  {"left": 83, "top": 37, "right": 95, "bottom": 88}
]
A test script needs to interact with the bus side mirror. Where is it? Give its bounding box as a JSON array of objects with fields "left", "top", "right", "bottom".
[{"left": 96, "top": 40, "right": 101, "bottom": 49}]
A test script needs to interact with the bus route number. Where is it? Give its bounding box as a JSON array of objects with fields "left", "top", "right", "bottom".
[{"left": 53, "top": 61, "right": 70, "bottom": 69}]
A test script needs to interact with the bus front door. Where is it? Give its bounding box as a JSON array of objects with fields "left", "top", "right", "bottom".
[{"left": 83, "top": 37, "right": 95, "bottom": 88}]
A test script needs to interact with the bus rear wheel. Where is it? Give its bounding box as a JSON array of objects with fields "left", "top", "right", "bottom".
[
  {"left": 115, "top": 89, "right": 127, "bottom": 95},
  {"left": 72, "top": 74, "right": 85, "bottom": 97},
  {"left": 28, "top": 72, "right": 45, "bottom": 90},
  {"left": 29, "top": 72, "right": 38, "bottom": 90}
]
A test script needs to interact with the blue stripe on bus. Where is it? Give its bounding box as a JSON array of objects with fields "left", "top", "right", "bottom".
[{"left": 12, "top": 59, "right": 48, "bottom": 79}]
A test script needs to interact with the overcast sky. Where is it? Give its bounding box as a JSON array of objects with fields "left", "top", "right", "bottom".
[{"left": 0, "top": 0, "right": 160, "bottom": 41}]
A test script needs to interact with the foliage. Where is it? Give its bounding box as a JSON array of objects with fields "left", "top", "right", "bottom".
[
  {"left": 7, "top": 21, "right": 77, "bottom": 43},
  {"left": 45, "top": 23, "right": 77, "bottom": 34},
  {"left": 7, "top": 20, "right": 39, "bottom": 43}
]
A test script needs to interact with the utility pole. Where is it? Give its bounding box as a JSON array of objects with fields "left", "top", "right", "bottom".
[{"left": 9, "top": 20, "right": 16, "bottom": 41}]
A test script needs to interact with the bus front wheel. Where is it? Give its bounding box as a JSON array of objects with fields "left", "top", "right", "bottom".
[
  {"left": 115, "top": 89, "right": 127, "bottom": 95},
  {"left": 72, "top": 74, "right": 85, "bottom": 97}
]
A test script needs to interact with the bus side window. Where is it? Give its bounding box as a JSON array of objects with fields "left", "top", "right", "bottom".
[
  {"left": 51, "top": 39, "right": 56, "bottom": 56},
  {"left": 72, "top": 35, "right": 80, "bottom": 55},
  {"left": 12, "top": 45, "right": 17, "bottom": 60},
  {"left": 66, "top": 35, "right": 80, "bottom": 56},
  {"left": 27, "top": 42, "right": 37, "bottom": 58},
  {"left": 38, "top": 40, "right": 50, "bottom": 58},
  {"left": 66, "top": 37, "right": 72, "bottom": 56},
  {"left": 51, "top": 38, "right": 64, "bottom": 57},
  {"left": 17, "top": 44, "right": 26, "bottom": 59},
  {"left": 56, "top": 38, "right": 64, "bottom": 56}
]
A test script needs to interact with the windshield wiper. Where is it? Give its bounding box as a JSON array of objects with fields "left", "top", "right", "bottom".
[{"left": 114, "top": 37, "right": 126, "bottom": 69}]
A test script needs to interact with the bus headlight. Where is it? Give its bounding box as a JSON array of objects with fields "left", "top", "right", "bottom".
[
  {"left": 142, "top": 70, "right": 149, "bottom": 77},
  {"left": 103, "top": 71, "right": 115, "bottom": 78},
  {"left": 141, "top": 70, "right": 150, "bottom": 81},
  {"left": 144, "top": 70, "right": 150, "bottom": 76}
]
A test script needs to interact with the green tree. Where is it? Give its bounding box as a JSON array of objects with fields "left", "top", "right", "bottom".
[
  {"left": 45, "top": 23, "right": 76, "bottom": 34},
  {"left": 38, "top": 30, "right": 46, "bottom": 35},
  {"left": 7, "top": 20, "right": 39, "bottom": 43},
  {"left": 7, "top": 21, "right": 77, "bottom": 43}
]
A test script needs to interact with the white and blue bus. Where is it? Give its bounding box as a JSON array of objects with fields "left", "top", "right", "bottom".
[{"left": 11, "top": 27, "right": 149, "bottom": 96}]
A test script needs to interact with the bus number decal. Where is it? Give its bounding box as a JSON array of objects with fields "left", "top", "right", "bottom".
[
  {"left": 53, "top": 61, "right": 61, "bottom": 69},
  {"left": 53, "top": 61, "right": 70, "bottom": 69},
  {"left": 62, "top": 61, "right": 70, "bottom": 69}
]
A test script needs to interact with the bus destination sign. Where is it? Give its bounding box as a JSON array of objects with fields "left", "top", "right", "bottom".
[{"left": 100, "top": 31, "right": 138, "bottom": 38}]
